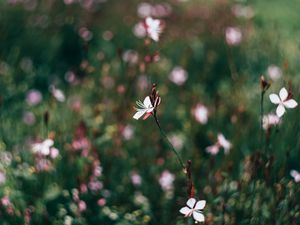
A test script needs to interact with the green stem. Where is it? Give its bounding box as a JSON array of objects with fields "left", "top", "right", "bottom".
[{"left": 153, "top": 115, "right": 186, "bottom": 170}]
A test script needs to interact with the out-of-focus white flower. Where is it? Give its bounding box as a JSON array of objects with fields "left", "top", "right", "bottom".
[
  {"left": 122, "top": 125, "right": 134, "bottom": 140},
  {"left": 145, "top": 17, "right": 162, "bottom": 42},
  {"left": 169, "top": 133, "right": 184, "bottom": 150},
  {"left": 290, "top": 170, "right": 300, "bottom": 182},
  {"left": 130, "top": 171, "right": 142, "bottom": 186},
  {"left": 232, "top": 4, "right": 254, "bottom": 19},
  {"left": 159, "top": 170, "right": 175, "bottom": 191},
  {"left": 267, "top": 65, "right": 282, "bottom": 81},
  {"left": 269, "top": 87, "right": 298, "bottom": 117},
  {"left": 206, "top": 133, "right": 232, "bottom": 155},
  {"left": 133, "top": 22, "right": 147, "bottom": 38},
  {"left": 26, "top": 89, "right": 42, "bottom": 106},
  {"left": 122, "top": 50, "right": 139, "bottom": 65},
  {"left": 225, "top": 27, "right": 242, "bottom": 46},
  {"left": 169, "top": 66, "right": 188, "bottom": 86},
  {"left": 179, "top": 198, "right": 206, "bottom": 223},
  {"left": 50, "top": 86, "right": 66, "bottom": 102},
  {"left": 133, "top": 96, "right": 154, "bottom": 120},
  {"left": 137, "top": 2, "right": 152, "bottom": 18},
  {"left": 192, "top": 104, "right": 209, "bottom": 124},
  {"left": 32, "top": 139, "right": 55, "bottom": 156},
  {"left": 262, "top": 113, "right": 281, "bottom": 130}
]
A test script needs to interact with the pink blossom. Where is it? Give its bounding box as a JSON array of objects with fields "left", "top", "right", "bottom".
[
  {"left": 159, "top": 170, "right": 175, "bottom": 191},
  {"left": 206, "top": 133, "right": 232, "bottom": 155},
  {"left": 225, "top": 27, "right": 242, "bottom": 46},
  {"left": 122, "top": 125, "right": 134, "bottom": 140},
  {"left": 23, "top": 111, "right": 36, "bottom": 125},
  {"left": 1, "top": 196, "right": 10, "bottom": 206},
  {"left": 169, "top": 66, "right": 188, "bottom": 86},
  {"left": 26, "top": 89, "right": 42, "bottom": 106},
  {"left": 97, "top": 198, "right": 106, "bottom": 206},
  {"left": 130, "top": 171, "right": 142, "bottom": 186},
  {"left": 78, "top": 200, "right": 87, "bottom": 212}
]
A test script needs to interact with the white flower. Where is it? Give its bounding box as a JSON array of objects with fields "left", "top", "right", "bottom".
[
  {"left": 179, "top": 198, "right": 206, "bottom": 223},
  {"left": 192, "top": 104, "right": 208, "bottom": 124},
  {"left": 133, "top": 96, "right": 154, "bottom": 120},
  {"left": 290, "top": 170, "right": 300, "bottom": 183},
  {"left": 145, "top": 17, "right": 162, "bottom": 42},
  {"left": 217, "top": 133, "right": 232, "bottom": 154},
  {"left": 32, "top": 139, "right": 56, "bottom": 156},
  {"left": 269, "top": 87, "right": 298, "bottom": 117},
  {"left": 225, "top": 27, "right": 242, "bottom": 46},
  {"left": 262, "top": 113, "right": 281, "bottom": 130},
  {"left": 169, "top": 66, "right": 188, "bottom": 86},
  {"left": 267, "top": 65, "right": 282, "bottom": 81},
  {"left": 50, "top": 85, "right": 66, "bottom": 102}
]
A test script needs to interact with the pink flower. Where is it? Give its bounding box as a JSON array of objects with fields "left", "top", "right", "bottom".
[
  {"left": 169, "top": 66, "right": 188, "bottom": 86},
  {"left": 159, "top": 170, "right": 175, "bottom": 191},
  {"left": 1, "top": 196, "right": 10, "bottom": 206},
  {"left": 269, "top": 87, "right": 298, "bottom": 117},
  {"left": 262, "top": 113, "right": 281, "bottom": 130},
  {"left": 26, "top": 90, "right": 42, "bottom": 106},
  {"left": 130, "top": 171, "right": 142, "bottom": 186},
  {"left": 22, "top": 111, "right": 36, "bottom": 125},
  {"left": 206, "top": 133, "right": 232, "bottom": 155},
  {"left": 290, "top": 170, "right": 300, "bottom": 182},
  {"left": 225, "top": 27, "right": 242, "bottom": 46},
  {"left": 78, "top": 200, "right": 86, "bottom": 212},
  {"left": 97, "top": 198, "right": 106, "bottom": 206},
  {"left": 50, "top": 148, "right": 59, "bottom": 159}
]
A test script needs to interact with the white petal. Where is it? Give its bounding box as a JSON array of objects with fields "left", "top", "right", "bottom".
[
  {"left": 41, "top": 146, "right": 50, "bottom": 155},
  {"left": 143, "top": 96, "right": 153, "bottom": 108},
  {"left": 283, "top": 99, "right": 298, "bottom": 108},
  {"left": 133, "top": 110, "right": 146, "bottom": 120},
  {"left": 179, "top": 207, "right": 192, "bottom": 216},
  {"left": 279, "top": 88, "right": 288, "bottom": 101},
  {"left": 195, "top": 200, "right": 206, "bottom": 210},
  {"left": 186, "top": 198, "right": 196, "bottom": 208},
  {"left": 276, "top": 104, "right": 285, "bottom": 117},
  {"left": 44, "top": 139, "right": 54, "bottom": 147},
  {"left": 269, "top": 94, "right": 280, "bottom": 104},
  {"left": 193, "top": 211, "right": 205, "bottom": 222}
]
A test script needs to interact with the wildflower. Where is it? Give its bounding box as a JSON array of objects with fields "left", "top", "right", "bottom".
[
  {"left": 131, "top": 171, "right": 142, "bottom": 186},
  {"left": 267, "top": 65, "right": 282, "bottom": 81},
  {"left": 206, "top": 133, "right": 232, "bottom": 155},
  {"left": 290, "top": 170, "right": 300, "bottom": 182},
  {"left": 225, "top": 27, "right": 242, "bottom": 46},
  {"left": 133, "top": 84, "right": 161, "bottom": 120},
  {"left": 269, "top": 87, "right": 298, "bottom": 117},
  {"left": 32, "top": 139, "right": 57, "bottom": 156},
  {"left": 26, "top": 89, "right": 42, "bottom": 106},
  {"left": 144, "top": 17, "right": 162, "bottom": 42},
  {"left": 179, "top": 198, "right": 206, "bottom": 223},
  {"left": 159, "top": 170, "right": 175, "bottom": 191},
  {"left": 50, "top": 86, "right": 66, "bottom": 102},
  {"left": 262, "top": 113, "right": 281, "bottom": 130},
  {"left": 169, "top": 66, "right": 188, "bottom": 86},
  {"left": 192, "top": 104, "right": 208, "bottom": 124}
]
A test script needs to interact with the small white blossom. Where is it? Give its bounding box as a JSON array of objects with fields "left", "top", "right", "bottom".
[
  {"left": 290, "top": 170, "right": 300, "bottom": 182},
  {"left": 32, "top": 139, "right": 57, "bottom": 156},
  {"left": 145, "top": 17, "right": 162, "bottom": 42},
  {"left": 133, "top": 96, "right": 154, "bottom": 120},
  {"left": 179, "top": 198, "right": 206, "bottom": 223},
  {"left": 269, "top": 87, "right": 298, "bottom": 117}
]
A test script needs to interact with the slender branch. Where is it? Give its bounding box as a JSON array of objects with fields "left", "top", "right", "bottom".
[{"left": 153, "top": 115, "right": 186, "bottom": 170}]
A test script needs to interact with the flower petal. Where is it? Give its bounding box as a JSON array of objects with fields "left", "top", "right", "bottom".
[
  {"left": 143, "top": 112, "right": 152, "bottom": 120},
  {"left": 44, "top": 139, "right": 54, "bottom": 147},
  {"left": 193, "top": 211, "right": 205, "bottom": 222},
  {"left": 279, "top": 87, "right": 288, "bottom": 101},
  {"left": 195, "top": 200, "right": 206, "bottom": 210},
  {"left": 133, "top": 110, "right": 146, "bottom": 120},
  {"left": 179, "top": 207, "right": 192, "bottom": 216},
  {"left": 143, "top": 96, "right": 153, "bottom": 108},
  {"left": 276, "top": 104, "right": 285, "bottom": 117},
  {"left": 269, "top": 94, "right": 280, "bottom": 104},
  {"left": 186, "top": 198, "right": 196, "bottom": 208},
  {"left": 283, "top": 99, "right": 298, "bottom": 108}
]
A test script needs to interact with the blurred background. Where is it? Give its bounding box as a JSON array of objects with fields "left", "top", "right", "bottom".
[{"left": 0, "top": 0, "right": 300, "bottom": 224}]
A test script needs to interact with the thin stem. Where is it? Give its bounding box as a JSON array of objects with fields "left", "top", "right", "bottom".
[
  {"left": 153, "top": 115, "right": 186, "bottom": 170},
  {"left": 260, "top": 91, "right": 265, "bottom": 151}
]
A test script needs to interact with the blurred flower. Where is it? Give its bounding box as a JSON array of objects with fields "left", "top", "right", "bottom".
[
  {"left": 32, "top": 139, "right": 56, "bottom": 156},
  {"left": 133, "top": 22, "right": 147, "bottom": 38},
  {"left": 22, "top": 111, "right": 36, "bottom": 125},
  {"left": 159, "top": 170, "right": 175, "bottom": 191},
  {"left": 262, "top": 113, "right": 281, "bottom": 130},
  {"left": 133, "top": 96, "right": 154, "bottom": 120},
  {"left": 206, "top": 133, "right": 232, "bottom": 155},
  {"left": 192, "top": 104, "right": 209, "bottom": 124},
  {"left": 88, "top": 179, "right": 103, "bottom": 192},
  {"left": 1, "top": 196, "right": 10, "bottom": 206},
  {"left": 269, "top": 87, "right": 298, "bottom": 117},
  {"left": 97, "top": 198, "right": 106, "bottom": 206},
  {"left": 290, "top": 170, "right": 300, "bottom": 182},
  {"left": 122, "top": 50, "right": 139, "bottom": 65},
  {"left": 232, "top": 4, "right": 254, "bottom": 19},
  {"left": 225, "top": 27, "right": 242, "bottom": 46},
  {"left": 26, "top": 89, "right": 42, "bottom": 106},
  {"left": 169, "top": 133, "right": 184, "bottom": 150},
  {"left": 130, "top": 171, "right": 142, "bottom": 186},
  {"left": 144, "top": 17, "right": 162, "bottom": 42},
  {"left": 0, "top": 171, "right": 6, "bottom": 185},
  {"left": 78, "top": 200, "right": 87, "bottom": 212},
  {"left": 169, "top": 66, "right": 188, "bottom": 86},
  {"left": 50, "top": 86, "right": 66, "bottom": 102},
  {"left": 50, "top": 147, "right": 59, "bottom": 159},
  {"left": 79, "top": 27, "right": 93, "bottom": 41},
  {"left": 267, "top": 65, "right": 282, "bottom": 81},
  {"left": 137, "top": 2, "right": 152, "bottom": 18},
  {"left": 80, "top": 183, "right": 88, "bottom": 193},
  {"left": 179, "top": 198, "right": 206, "bottom": 223},
  {"left": 152, "top": 3, "right": 172, "bottom": 18},
  {"left": 122, "top": 125, "right": 134, "bottom": 140}
]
